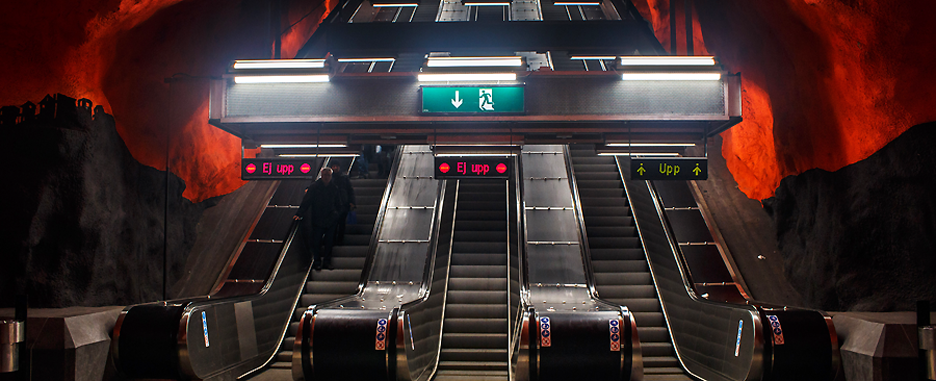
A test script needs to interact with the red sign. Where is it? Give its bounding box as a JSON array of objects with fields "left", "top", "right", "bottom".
[
  {"left": 242, "top": 158, "right": 318, "bottom": 180},
  {"left": 434, "top": 156, "right": 511, "bottom": 179}
]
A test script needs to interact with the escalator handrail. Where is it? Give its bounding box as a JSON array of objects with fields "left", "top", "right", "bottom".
[
  {"left": 614, "top": 156, "right": 767, "bottom": 381},
  {"left": 509, "top": 154, "right": 533, "bottom": 369},
  {"left": 561, "top": 145, "right": 600, "bottom": 299}
]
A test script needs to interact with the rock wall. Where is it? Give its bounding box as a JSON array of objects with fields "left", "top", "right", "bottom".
[
  {"left": 764, "top": 122, "right": 936, "bottom": 311},
  {"left": 1, "top": 97, "right": 212, "bottom": 308}
]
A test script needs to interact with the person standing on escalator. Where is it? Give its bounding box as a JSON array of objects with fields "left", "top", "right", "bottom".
[
  {"left": 293, "top": 167, "right": 342, "bottom": 270},
  {"left": 330, "top": 162, "right": 355, "bottom": 245}
]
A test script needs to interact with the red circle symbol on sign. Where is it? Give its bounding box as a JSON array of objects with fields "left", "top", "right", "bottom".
[
  {"left": 300, "top": 163, "right": 312, "bottom": 173},
  {"left": 439, "top": 162, "right": 450, "bottom": 173},
  {"left": 246, "top": 163, "right": 257, "bottom": 174},
  {"left": 496, "top": 163, "right": 507, "bottom": 174}
]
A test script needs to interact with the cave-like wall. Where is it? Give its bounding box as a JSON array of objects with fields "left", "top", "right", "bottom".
[
  {"left": 1, "top": 97, "right": 212, "bottom": 308},
  {"left": 765, "top": 122, "right": 936, "bottom": 312}
]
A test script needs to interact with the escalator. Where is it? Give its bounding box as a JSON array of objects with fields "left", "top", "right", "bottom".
[
  {"left": 569, "top": 145, "right": 689, "bottom": 380},
  {"left": 268, "top": 162, "right": 392, "bottom": 370},
  {"left": 436, "top": 180, "right": 509, "bottom": 381}
]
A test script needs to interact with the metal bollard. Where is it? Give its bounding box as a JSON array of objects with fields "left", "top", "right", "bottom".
[
  {"left": 1, "top": 319, "right": 25, "bottom": 373},
  {"left": 920, "top": 301, "right": 935, "bottom": 381}
]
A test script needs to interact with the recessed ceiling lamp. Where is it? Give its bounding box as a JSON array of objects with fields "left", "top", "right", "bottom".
[
  {"left": 426, "top": 56, "right": 523, "bottom": 67},
  {"left": 232, "top": 59, "right": 326, "bottom": 69},
  {"left": 618, "top": 56, "right": 716, "bottom": 66},
  {"left": 234, "top": 75, "right": 330, "bottom": 83},
  {"left": 621, "top": 73, "right": 720, "bottom": 81},
  {"left": 417, "top": 73, "right": 517, "bottom": 82}
]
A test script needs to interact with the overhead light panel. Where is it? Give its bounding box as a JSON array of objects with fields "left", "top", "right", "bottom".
[
  {"left": 597, "top": 152, "right": 681, "bottom": 156},
  {"left": 279, "top": 154, "right": 360, "bottom": 158},
  {"left": 619, "top": 56, "right": 716, "bottom": 66},
  {"left": 463, "top": 1, "right": 511, "bottom": 5},
  {"left": 232, "top": 59, "right": 326, "bottom": 70},
  {"left": 606, "top": 142, "right": 696, "bottom": 147},
  {"left": 260, "top": 144, "right": 347, "bottom": 148},
  {"left": 555, "top": 2, "right": 601, "bottom": 5},
  {"left": 570, "top": 55, "right": 617, "bottom": 60},
  {"left": 426, "top": 56, "right": 523, "bottom": 68},
  {"left": 234, "top": 75, "right": 330, "bottom": 83},
  {"left": 337, "top": 57, "right": 397, "bottom": 62},
  {"left": 372, "top": 2, "right": 418, "bottom": 6},
  {"left": 621, "top": 73, "right": 720, "bottom": 81},
  {"left": 418, "top": 73, "right": 517, "bottom": 82}
]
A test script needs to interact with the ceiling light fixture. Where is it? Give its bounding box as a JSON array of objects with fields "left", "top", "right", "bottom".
[
  {"left": 554, "top": 2, "right": 601, "bottom": 5},
  {"left": 621, "top": 73, "right": 721, "bottom": 81},
  {"left": 232, "top": 59, "right": 326, "bottom": 70},
  {"left": 463, "top": 2, "right": 511, "bottom": 5},
  {"left": 597, "top": 152, "right": 681, "bottom": 156},
  {"left": 606, "top": 142, "right": 696, "bottom": 147},
  {"left": 619, "top": 56, "right": 716, "bottom": 66},
  {"left": 372, "top": 2, "right": 419, "bottom": 6},
  {"left": 234, "top": 75, "right": 330, "bottom": 83},
  {"left": 337, "top": 57, "right": 397, "bottom": 62},
  {"left": 260, "top": 144, "right": 347, "bottom": 148},
  {"left": 426, "top": 56, "right": 523, "bottom": 67},
  {"left": 279, "top": 154, "right": 360, "bottom": 158},
  {"left": 570, "top": 55, "right": 617, "bottom": 60},
  {"left": 418, "top": 73, "right": 517, "bottom": 81}
]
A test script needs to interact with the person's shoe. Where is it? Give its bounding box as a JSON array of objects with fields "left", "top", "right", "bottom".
[
  {"left": 324, "top": 261, "right": 334, "bottom": 270},
  {"left": 313, "top": 261, "right": 323, "bottom": 271}
]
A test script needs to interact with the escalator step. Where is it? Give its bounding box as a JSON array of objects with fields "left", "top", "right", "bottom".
[
  {"left": 437, "top": 361, "right": 508, "bottom": 371},
  {"left": 434, "top": 369, "right": 508, "bottom": 381},
  {"left": 586, "top": 226, "right": 636, "bottom": 237},
  {"left": 574, "top": 172, "right": 620, "bottom": 181},
  {"left": 445, "top": 290, "right": 507, "bottom": 305},
  {"left": 453, "top": 231, "right": 508, "bottom": 242},
  {"left": 439, "top": 348, "right": 508, "bottom": 362},
  {"left": 591, "top": 259, "right": 648, "bottom": 273},
  {"left": 578, "top": 188, "right": 625, "bottom": 198},
  {"left": 642, "top": 342, "right": 676, "bottom": 357},
  {"left": 450, "top": 265, "right": 507, "bottom": 278},
  {"left": 584, "top": 216, "right": 634, "bottom": 227},
  {"left": 577, "top": 180, "right": 626, "bottom": 188},
  {"left": 580, "top": 197, "right": 629, "bottom": 207},
  {"left": 306, "top": 269, "right": 361, "bottom": 282},
  {"left": 451, "top": 253, "right": 508, "bottom": 266},
  {"left": 589, "top": 248, "right": 645, "bottom": 260},
  {"left": 441, "top": 333, "right": 508, "bottom": 348},
  {"left": 571, "top": 164, "right": 618, "bottom": 173},
  {"left": 444, "top": 303, "right": 508, "bottom": 318},
  {"left": 305, "top": 281, "right": 359, "bottom": 294},
  {"left": 451, "top": 242, "right": 508, "bottom": 253},
  {"left": 637, "top": 326, "right": 671, "bottom": 342},
  {"left": 644, "top": 356, "right": 681, "bottom": 368},
  {"left": 594, "top": 272, "right": 652, "bottom": 285},
  {"left": 614, "top": 297, "right": 662, "bottom": 312},
  {"left": 631, "top": 312, "right": 666, "bottom": 327},
  {"left": 442, "top": 318, "right": 508, "bottom": 333},
  {"left": 453, "top": 221, "right": 507, "bottom": 231},
  {"left": 447, "top": 277, "right": 507, "bottom": 290},
  {"left": 595, "top": 284, "right": 656, "bottom": 299},
  {"left": 582, "top": 206, "right": 630, "bottom": 216},
  {"left": 588, "top": 236, "right": 641, "bottom": 248}
]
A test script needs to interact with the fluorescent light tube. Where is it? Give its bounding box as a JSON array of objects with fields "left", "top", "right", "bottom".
[
  {"left": 372, "top": 2, "right": 419, "bottom": 6},
  {"left": 619, "top": 56, "right": 716, "bottom": 66},
  {"left": 463, "top": 2, "right": 511, "bottom": 5},
  {"left": 426, "top": 56, "right": 523, "bottom": 67},
  {"left": 233, "top": 59, "right": 326, "bottom": 69},
  {"left": 435, "top": 153, "right": 516, "bottom": 157},
  {"left": 418, "top": 73, "right": 517, "bottom": 81},
  {"left": 555, "top": 2, "right": 601, "bottom": 5},
  {"left": 234, "top": 75, "right": 330, "bottom": 83},
  {"left": 570, "top": 56, "right": 617, "bottom": 60},
  {"left": 621, "top": 73, "right": 721, "bottom": 81},
  {"left": 279, "top": 154, "right": 360, "bottom": 158},
  {"left": 337, "top": 57, "right": 397, "bottom": 62},
  {"left": 597, "top": 152, "right": 681, "bottom": 156},
  {"left": 606, "top": 143, "right": 696, "bottom": 147},
  {"left": 260, "top": 144, "right": 347, "bottom": 148}
]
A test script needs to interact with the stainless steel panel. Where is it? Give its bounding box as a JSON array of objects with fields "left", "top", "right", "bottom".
[
  {"left": 380, "top": 209, "right": 434, "bottom": 241},
  {"left": 526, "top": 245, "right": 587, "bottom": 285},
  {"left": 521, "top": 155, "right": 566, "bottom": 179},
  {"left": 525, "top": 210, "right": 579, "bottom": 242},
  {"left": 387, "top": 178, "right": 438, "bottom": 207},
  {"left": 523, "top": 180, "right": 573, "bottom": 207},
  {"left": 368, "top": 243, "right": 433, "bottom": 284}
]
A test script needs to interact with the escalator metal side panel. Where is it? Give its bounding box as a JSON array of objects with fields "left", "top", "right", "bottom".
[{"left": 619, "top": 157, "right": 764, "bottom": 381}]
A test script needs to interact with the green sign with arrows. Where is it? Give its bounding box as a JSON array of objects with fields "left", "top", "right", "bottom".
[
  {"left": 630, "top": 157, "right": 708, "bottom": 180},
  {"left": 421, "top": 86, "right": 524, "bottom": 114}
]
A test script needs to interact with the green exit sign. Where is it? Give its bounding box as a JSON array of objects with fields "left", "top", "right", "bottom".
[
  {"left": 631, "top": 157, "right": 708, "bottom": 180},
  {"left": 422, "top": 86, "right": 524, "bottom": 114}
]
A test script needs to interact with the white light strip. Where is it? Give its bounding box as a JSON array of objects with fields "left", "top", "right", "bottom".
[
  {"left": 234, "top": 75, "right": 330, "bottom": 83},
  {"left": 597, "top": 152, "right": 681, "bottom": 156},
  {"left": 606, "top": 143, "right": 696, "bottom": 147},
  {"left": 435, "top": 153, "right": 516, "bottom": 157},
  {"left": 621, "top": 73, "right": 721, "bottom": 81},
  {"left": 260, "top": 144, "right": 347, "bottom": 148},
  {"left": 619, "top": 56, "right": 716, "bottom": 66},
  {"left": 426, "top": 56, "right": 523, "bottom": 67},
  {"left": 464, "top": 2, "right": 511, "bottom": 5},
  {"left": 337, "top": 57, "right": 397, "bottom": 62},
  {"left": 570, "top": 56, "right": 617, "bottom": 60},
  {"left": 279, "top": 154, "right": 360, "bottom": 157},
  {"left": 233, "top": 59, "right": 326, "bottom": 69},
  {"left": 555, "top": 2, "right": 601, "bottom": 5},
  {"left": 372, "top": 2, "right": 419, "bottom": 6},
  {"left": 418, "top": 73, "right": 517, "bottom": 81}
]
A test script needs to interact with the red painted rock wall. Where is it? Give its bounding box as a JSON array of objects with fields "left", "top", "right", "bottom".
[
  {"left": 1, "top": 0, "right": 331, "bottom": 202},
  {"left": 4, "top": 1, "right": 934, "bottom": 202},
  {"left": 635, "top": 0, "right": 936, "bottom": 200}
]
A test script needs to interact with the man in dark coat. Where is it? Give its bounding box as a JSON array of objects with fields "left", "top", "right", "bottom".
[
  {"left": 293, "top": 168, "right": 342, "bottom": 270},
  {"left": 330, "top": 163, "right": 356, "bottom": 245}
]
